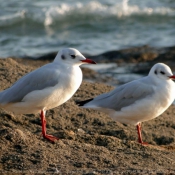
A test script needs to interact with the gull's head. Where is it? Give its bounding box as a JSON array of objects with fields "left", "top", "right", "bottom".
[
  {"left": 54, "top": 48, "right": 96, "bottom": 66},
  {"left": 149, "top": 63, "right": 175, "bottom": 81}
]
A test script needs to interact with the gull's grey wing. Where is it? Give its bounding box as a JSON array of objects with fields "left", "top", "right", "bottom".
[
  {"left": 87, "top": 77, "right": 155, "bottom": 111},
  {"left": 0, "top": 63, "right": 60, "bottom": 104}
]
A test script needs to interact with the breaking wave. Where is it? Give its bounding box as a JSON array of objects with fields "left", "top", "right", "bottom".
[{"left": 0, "top": 1, "right": 174, "bottom": 28}]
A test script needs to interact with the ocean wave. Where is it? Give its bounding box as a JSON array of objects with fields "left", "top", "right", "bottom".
[
  {"left": 43, "top": 1, "right": 175, "bottom": 26},
  {"left": 0, "top": 10, "right": 26, "bottom": 27},
  {"left": 0, "top": 1, "right": 174, "bottom": 28}
]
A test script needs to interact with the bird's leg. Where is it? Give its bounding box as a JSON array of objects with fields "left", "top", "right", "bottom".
[
  {"left": 40, "top": 110, "right": 59, "bottom": 143},
  {"left": 136, "top": 123, "right": 148, "bottom": 145}
]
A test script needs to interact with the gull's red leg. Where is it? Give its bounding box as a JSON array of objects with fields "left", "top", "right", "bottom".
[
  {"left": 40, "top": 110, "right": 59, "bottom": 143},
  {"left": 136, "top": 123, "right": 148, "bottom": 145}
]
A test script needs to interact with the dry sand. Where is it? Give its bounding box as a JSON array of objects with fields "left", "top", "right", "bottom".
[{"left": 0, "top": 57, "right": 175, "bottom": 174}]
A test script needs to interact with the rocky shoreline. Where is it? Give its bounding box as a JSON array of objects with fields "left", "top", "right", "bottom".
[
  {"left": 0, "top": 46, "right": 175, "bottom": 174},
  {"left": 22, "top": 45, "right": 175, "bottom": 73}
]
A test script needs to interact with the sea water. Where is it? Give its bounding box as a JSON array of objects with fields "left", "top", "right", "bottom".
[{"left": 0, "top": 0, "right": 175, "bottom": 58}]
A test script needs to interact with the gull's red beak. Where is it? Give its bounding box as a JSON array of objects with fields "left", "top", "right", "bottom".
[
  {"left": 81, "top": 58, "right": 96, "bottom": 64},
  {"left": 169, "top": 75, "right": 175, "bottom": 80}
]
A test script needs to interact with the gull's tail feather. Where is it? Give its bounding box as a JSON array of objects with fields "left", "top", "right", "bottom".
[{"left": 76, "top": 98, "right": 94, "bottom": 106}]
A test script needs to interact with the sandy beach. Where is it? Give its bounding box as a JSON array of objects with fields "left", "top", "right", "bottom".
[{"left": 0, "top": 46, "right": 175, "bottom": 174}]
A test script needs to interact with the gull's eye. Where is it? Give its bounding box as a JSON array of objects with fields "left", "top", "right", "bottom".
[
  {"left": 70, "top": 55, "right": 76, "bottom": 59},
  {"left": 154, "top": 70, "right": 157, "bottom": 75},
  {"left": 160, "top": 71, "right": 165, "bottom": 75}
]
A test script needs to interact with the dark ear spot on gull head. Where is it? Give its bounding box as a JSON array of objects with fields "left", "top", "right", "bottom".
[{"left": 61, "top": 55, "right": 65, "bottom": 60}]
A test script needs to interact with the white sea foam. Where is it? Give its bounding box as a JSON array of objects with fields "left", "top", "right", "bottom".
[
  {"left": 83, "top": 63, "right": 117, "bottom": 71},
  {"left": 43, "top": 1, "right": 175, "bottom": 26},
  {"left": 0, "top": 10, "right": 26, "bottom": 26},
  {"left": 0, "top": 1, "right": 174, "bottom": 27},
  {"left": 0, "top": 0, "right": 175, "bottom": 58}
]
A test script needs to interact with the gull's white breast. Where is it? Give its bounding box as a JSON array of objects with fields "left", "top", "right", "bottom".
[
  {"left": 3, "top": 65, "right": 82, "bottom": 114},
  {"left": 109, "top": 80, "right": 175, "bottom": 125}
]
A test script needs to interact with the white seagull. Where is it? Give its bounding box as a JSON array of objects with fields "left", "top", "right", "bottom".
[
  {"left": 76, "top": 63, "right": 175, "bottom": 145},
  {"left": 0, "top": 48, "right": 96, "bottom": 142}
]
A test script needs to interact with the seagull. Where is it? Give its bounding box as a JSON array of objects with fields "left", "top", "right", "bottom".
[
  {"left": 0, "top": 48, "right": 96, "bottom": 142},
  {"left": 76, "top": 63, "right": 175, "bottom": 145}
]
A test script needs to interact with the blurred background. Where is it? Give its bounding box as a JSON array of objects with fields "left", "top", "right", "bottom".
[
  {"left": 0, "top": 0, "right": 175, "bottom": 58},
  {"left": 0, "top": 0, "right": 175, "bottom": 86}
]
